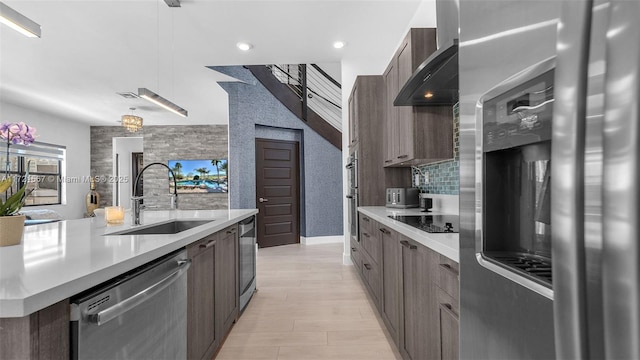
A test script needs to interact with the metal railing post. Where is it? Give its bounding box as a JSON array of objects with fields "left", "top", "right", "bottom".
[{"left": 301, "top": 64, "right": 308, "bottom": 121}]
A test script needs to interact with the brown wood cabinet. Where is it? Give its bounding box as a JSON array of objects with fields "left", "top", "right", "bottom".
[
  {"left": 380, "top": 225, "right": 401, "bottom": 344},
  {"left": 348, "top": 89, "right": 358, "bottom": 148},
  {"left": 383, "top": 28, "right": 454, "bottom": 167},
  {"left": 216, "top": 224, "right": 239, "bottom": 338},
  {"left": 361, "top": 250, "right": 382, "bottom": 310},
  {"left": 187, "top": 223, "right": 240, "bottom": 360},
  {"left": 349, "top": 76, "right": 410, "bottom": 206},
  {"left": 437, "top": 288, "right": 459, "bottom": 360},
  {"left": 350, "top": 237, "right": 362, "bottom": 272},
  {"left": 400, "top": 235, "right": 440, "bottom": 360},
  {"left": 354, "top": 212, "right": 460, "bottom": 360},
  {"left": 187, "top": 234, "right": 218, "bottom": 360},
  {"left": 0, "top": 299, "right": 69, "bottom": 360},
  {"left": 358, "top": 213, "right": 383, "bottom": 310},
  {"left": 436, "top": 255, "right": 460, "bottom": 360},
  {"left": 384, "top": 61, "right": 399, "bottom": 166}
]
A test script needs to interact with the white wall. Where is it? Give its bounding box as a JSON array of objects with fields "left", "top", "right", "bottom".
[
  {"left": 340, "top": 0, "right": 438, "bottom": 264},
  {"left": 314, "top": 62, "right": 342, "bottom": 83},
  {"left": 112, "top": 137, "right": 143, "bottom": 208},
  {"left": 0, "top": 102, "right": 91, "bottom": 220}
]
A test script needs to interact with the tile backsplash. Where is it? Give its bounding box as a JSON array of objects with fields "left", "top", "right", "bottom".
[{"left": 412, "top": 103, "right": 460, "bottom": 195}]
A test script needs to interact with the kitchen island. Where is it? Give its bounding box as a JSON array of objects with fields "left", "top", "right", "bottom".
[
  {"left": 0, "top": 209, "right": 257, "bottom": 318},
  {"left": 0, "top": 209, "right": 256, "bottom": 360}
]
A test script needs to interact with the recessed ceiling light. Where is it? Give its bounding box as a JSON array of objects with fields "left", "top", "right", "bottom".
[
  {"left": 237, "top": 42, "right": 253, "bottom": 51},
  {"left": 424, "top": 92, "right": 434, "bottom": 99},
  {"left": 333, "top": 41, "right": 346, "bottom": 49}
]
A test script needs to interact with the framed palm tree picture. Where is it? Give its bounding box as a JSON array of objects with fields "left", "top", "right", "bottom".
[{"left": 167, "top": 159, "right": 228, "bottom": 193}]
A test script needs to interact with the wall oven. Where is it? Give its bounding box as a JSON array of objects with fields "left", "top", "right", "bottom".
[{"left": 346, "top": 151, "right": 358, "bottom": 242}]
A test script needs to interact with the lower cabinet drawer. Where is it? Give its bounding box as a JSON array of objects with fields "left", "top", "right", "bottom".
[
  {"left": 436, "top": 286, "right": 459, "bottom": 360},
  {"left": 438, "top": 255, "right": 459, "bottom": 302},
  {"left": 361, "top": 252, "right": 382, "bottom": 309},
  {"left": 350, "top": 239, "right": 362, "bottom": 272},
  {"left": 359, "top": 213, "right": 372, "bottom": 235}
]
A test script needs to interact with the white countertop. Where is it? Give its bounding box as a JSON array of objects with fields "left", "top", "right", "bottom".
[
  {"left": 0, "top": 209, "right": 257, "bottom": 318},
  {"left": 358, "top": 207, "right": 459, "bottom": 262}
]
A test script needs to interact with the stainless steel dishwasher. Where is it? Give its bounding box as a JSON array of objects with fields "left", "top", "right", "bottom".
[
  {"left": 70, "top": 249, "right": 191, "bottom": 360},
  {"left": 239, "top": 215, "right": 256, "bottom": 312}
]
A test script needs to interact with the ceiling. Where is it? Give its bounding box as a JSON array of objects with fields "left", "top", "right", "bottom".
[{"left": 0, "top": 0, "right": 430, "bottom": 127}]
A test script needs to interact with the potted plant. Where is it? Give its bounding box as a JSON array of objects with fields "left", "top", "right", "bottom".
[{"left": 0, "top": 122, "right": 36, "bottom": 247}]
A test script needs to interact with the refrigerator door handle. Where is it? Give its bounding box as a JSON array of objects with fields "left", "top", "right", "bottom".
[
  {"left": 602, "top": 1, "right": 640, "bottom": 358},
  {"left": 551, "top": 0, "right": 593, "bottom": 359}
]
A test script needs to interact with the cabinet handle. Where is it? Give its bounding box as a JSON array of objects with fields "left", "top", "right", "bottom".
[
  {"left": 362, "top": 232, "right": 370, "bottom": 238},
  {"left": 400, "top": 240, "right": 417, "bottom": 250},
  {"left": 379, "top": 228, "right": 385, "bottom": 233},
  {"left": 227, "top": 229, "right": 236, "bottom": 234},
  {"left": 397, "top": 155, "right": 409, "bottom": 159},
  {"left": 199, "top": 240, "right": 216, "bottom": 249},
  {"left": 380, "top": 228, "right": 390, "bottom": 235},
  {"left": 384, "top": 160, "right": 392, "bottom": 163},
  {"left": 351, "top": 247, "right": 357, "bottom": 252},
  {"left": 362, "top": 217, "right": 369, "bottom": 222},
  {"left": 439, "top": 263, "right": 460, "bottom": 277},
  {"left": 439, "top": 302, "right": 459, "bottom": 320},
  {"left": 346, "top": 195, "right": 354, "bottom": 199},
  {"left": 363, "top": 263, "right": 372, "bottom": 270}
]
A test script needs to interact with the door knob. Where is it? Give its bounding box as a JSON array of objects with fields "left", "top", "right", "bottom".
[{"left": 259, "top": 197, "right": 269, "bottom": 203}]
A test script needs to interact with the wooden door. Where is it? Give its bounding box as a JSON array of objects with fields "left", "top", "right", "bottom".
[
  {"left": 255, "top": 139, "right": 300, "bottom": 247},
  {"left": 187, "top": 236, "right": 217, "bottom": 360}
]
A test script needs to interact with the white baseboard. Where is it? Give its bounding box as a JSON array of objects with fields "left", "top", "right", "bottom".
[
  {"left": 300, "top": 235, "right": 344, "bottom": 245},
  {"left": 343, "top": 253, "right": 353, "bottom": 265}
]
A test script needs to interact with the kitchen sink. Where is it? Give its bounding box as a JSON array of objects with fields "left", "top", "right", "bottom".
[{"left": 109, "top": 220, "right": 213, "bottom": 236}]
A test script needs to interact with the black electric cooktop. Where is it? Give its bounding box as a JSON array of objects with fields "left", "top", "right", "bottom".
[{"left": 388, "top": 215, "right": 459, "bottom": 233}]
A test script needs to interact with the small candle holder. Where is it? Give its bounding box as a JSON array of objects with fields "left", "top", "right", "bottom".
[{"left": 105, "top": 206, "right": 125, "bottom": 225}]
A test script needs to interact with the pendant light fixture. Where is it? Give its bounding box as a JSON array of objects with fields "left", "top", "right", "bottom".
[
  {"left": 121, "top": 108, "right": 143, "bottom": 132},
  {"left": 138, "top": 88, "right": 188, "bottom": 117},
  {"left": 0, "top": 2, "right": 41, "bottom": 38},
  {"left": 137, "top": 2, "right": 188, "bottom": 118}
]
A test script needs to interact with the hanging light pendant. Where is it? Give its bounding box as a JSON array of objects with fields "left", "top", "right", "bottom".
[{"left": 121, "top": 108, "right": 143, "bottom": 132}]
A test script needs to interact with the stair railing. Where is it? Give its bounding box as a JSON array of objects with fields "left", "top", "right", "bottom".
[{"left": 267, "top": 64, "right": 342, "bottom": 130}]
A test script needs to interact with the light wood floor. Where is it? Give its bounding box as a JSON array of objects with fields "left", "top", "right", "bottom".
[{"left": 216, "top": 243, "right": 402, "bottom": 360}]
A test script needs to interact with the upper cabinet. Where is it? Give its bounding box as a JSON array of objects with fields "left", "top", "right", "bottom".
[
  {"left": 384, "top": 28, "right": 454, "bottom": 167},
  {"left": 348, "top": 89, "right": 358, "bottom": 148},
  {"left": 349, "top": 76, "right": 410, "bottom": 206}
]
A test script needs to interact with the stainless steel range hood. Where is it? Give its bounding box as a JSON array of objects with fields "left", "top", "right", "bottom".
[{"left": 394, "top": 0, "right": 459, "bottom": 106}]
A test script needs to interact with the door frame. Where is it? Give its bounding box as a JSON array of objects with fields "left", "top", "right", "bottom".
[{"left": 255, "top": 138, "right": 301, "bottom": 246}]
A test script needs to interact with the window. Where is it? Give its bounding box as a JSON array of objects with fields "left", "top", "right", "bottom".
[{"left": 0, "top": 142, "right": 66, "bottom": 206}]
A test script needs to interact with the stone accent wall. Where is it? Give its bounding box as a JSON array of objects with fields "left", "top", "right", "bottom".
[
  {"left": 142, "top": 125, "right": 228, "bottom": 209},
  {"left": 412, "top": 103, "right": 460, "bottom": 195},
  {"left": 90, "top": 125, "right": 228, "bottom": 210}
]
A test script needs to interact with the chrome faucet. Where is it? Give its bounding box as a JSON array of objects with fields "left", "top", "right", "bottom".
[{"left": 132, "top": 162, "right": 179, "bottom": 225}]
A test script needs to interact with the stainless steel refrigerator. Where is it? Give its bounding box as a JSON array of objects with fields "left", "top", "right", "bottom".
[{"left": 459, "top": 0, "right": 640, "bottom": 358}]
